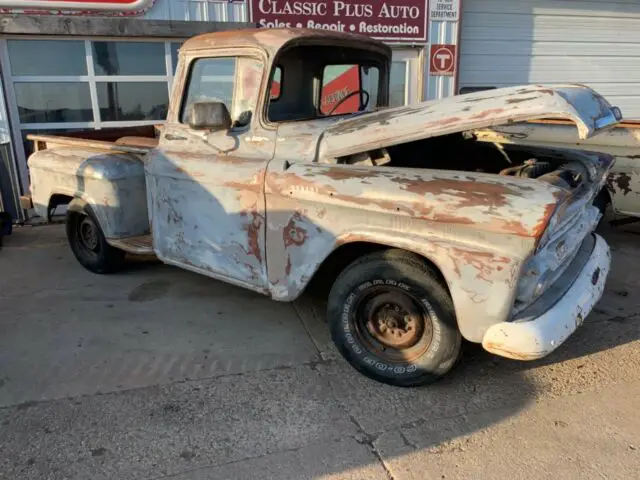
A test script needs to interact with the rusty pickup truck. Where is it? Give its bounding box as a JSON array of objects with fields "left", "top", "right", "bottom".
[{"left": 23, "top": 29, "right": 620, "bottom": 387}]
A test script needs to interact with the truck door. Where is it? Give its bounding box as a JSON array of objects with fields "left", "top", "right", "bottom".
[{"left": 146, "top": 51, "right": 276, "bottom": 293}]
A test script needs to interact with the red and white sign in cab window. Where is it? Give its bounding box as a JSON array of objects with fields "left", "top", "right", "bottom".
[
  {"left": 0, "top": 0, "right": 154, "bottom": 14},
  {"left": 429, "top": 44, "right": 457, "bottom": 76}
]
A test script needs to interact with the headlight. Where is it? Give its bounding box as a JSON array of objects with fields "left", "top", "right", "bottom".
[{"left": 533, "top": 270, "right": 554, "bottom": 299}]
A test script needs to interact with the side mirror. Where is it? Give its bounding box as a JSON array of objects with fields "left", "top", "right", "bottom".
[{"left": 188, "top": 101, "right": 232, "bottom": 131}]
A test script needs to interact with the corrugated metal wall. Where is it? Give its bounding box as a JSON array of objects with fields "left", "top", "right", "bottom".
[{"left": 459, "top": 0, "right": 640, "bottom": 118}]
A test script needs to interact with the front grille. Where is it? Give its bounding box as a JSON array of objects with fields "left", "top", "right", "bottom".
[
  {"left": 512, "top": 204, "right": 600, "bottom": 316},
  {"left": 512, "top": 234, "right": 596, "bottom": 322}
]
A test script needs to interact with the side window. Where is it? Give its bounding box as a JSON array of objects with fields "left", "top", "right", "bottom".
[
  {"left": 181, "top": 56, "right": 264, "bottom": 126},
  {"left": 320, "top": 64, "right": 379, "bottom": 116}
]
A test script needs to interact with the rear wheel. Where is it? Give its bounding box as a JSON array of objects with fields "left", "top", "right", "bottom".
[
  {"left": 327, "top": 250, "right": 462, "bottom": 387},
  {"left": 66, "top": 205, "right": 125, "bottom": 274}
]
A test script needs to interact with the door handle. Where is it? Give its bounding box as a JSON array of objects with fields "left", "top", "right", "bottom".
[{"left": 164, "top": 133, "right": 187, "bottom": 141}]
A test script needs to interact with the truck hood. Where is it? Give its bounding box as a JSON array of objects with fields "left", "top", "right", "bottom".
[{"left": 318, "top": 84, "right": 622, "bottom": 162}]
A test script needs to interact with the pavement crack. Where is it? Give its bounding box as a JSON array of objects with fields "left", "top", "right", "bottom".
[
  {"left": 348, "top": 415, "right": 395, "bottom": 480},
  {"left": 399, "top": 431, "right": 418, "bottom": 450},
  {"left": 292, "top": 300, "right": 324, "bottom": 356}
]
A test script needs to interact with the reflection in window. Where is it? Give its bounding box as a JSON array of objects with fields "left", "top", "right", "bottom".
[
  {"left": 96, "top": 82, "right": 169, "bottom": 121},
  {"left": 390, "top": 61, "right": 407, "bottom": 107},
  {"left": 92, "top": 42, "right": 166, "bottom": 76},
  {"left": 362, "top": 66, "right": 380, "bottom": 110},
  {"left": 8, "top": 40, "right": 87, "bottom": 76},
  {"left": 171, "top": 43, "right": 182, "bottom": 73},
  {"left": 181, "top": 57, "right": 236, "bottom": 123},
  {"left": 14, "top": 83, "right": 92, "bottom": 124},
  {"left": 270, "top": 66, "right": 282, "bottom": 100}
]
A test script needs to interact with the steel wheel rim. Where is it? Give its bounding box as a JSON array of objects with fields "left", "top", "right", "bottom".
[
  {"left": 353, "top": 286, "right": 433, "bottom": 363},
  {"left": 77, "top": 215, "right": 100, "bottom": 254}
]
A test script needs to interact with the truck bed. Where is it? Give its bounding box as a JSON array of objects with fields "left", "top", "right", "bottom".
[{"left": 27, "top": 125, "right": 161, "bottom": 155}]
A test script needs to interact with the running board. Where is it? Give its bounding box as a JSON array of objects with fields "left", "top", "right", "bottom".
[{"left": 107, "top": 234, "right": 154, "bottom": 255}]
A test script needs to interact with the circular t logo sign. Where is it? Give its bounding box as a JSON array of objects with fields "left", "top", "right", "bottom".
[{"left": 430, "top": 44, "right": 457, "bottom": 76}]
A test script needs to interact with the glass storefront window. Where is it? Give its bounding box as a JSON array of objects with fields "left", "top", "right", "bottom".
[
  {"left": 96, "top": 82, "right": 169, "bottom": 121},
  {"left": 92, "top": 41, "right": 166, "bottom": 76},
  {"left": 14, "top": 83, "right": 93, "bottom": 124},
  {"left": 390, "top": 61, "right": 407, "bottom": 107},
  {"left": 7, "top": 40, "right": 87, "bottom": 76}
]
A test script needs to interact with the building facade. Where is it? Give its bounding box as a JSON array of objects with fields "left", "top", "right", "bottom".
[
  {"left": 0, "top": 0, "right": 460, "bottom": 221},
  {"left": 0, "top": 0, "right": 638, "bottom": 222}
]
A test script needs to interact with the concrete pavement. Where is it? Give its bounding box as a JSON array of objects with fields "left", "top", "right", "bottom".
[{"left": 0, "top": 224, "right": 638, "bottom": 479}]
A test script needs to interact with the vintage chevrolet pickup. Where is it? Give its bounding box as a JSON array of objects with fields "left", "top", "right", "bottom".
[{"left": 22, "top": 29, "right": 620, "bottom": 387}]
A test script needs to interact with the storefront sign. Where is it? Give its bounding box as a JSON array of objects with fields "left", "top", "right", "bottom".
[
  {"left": 250, "top": 1, "right": 429, "bottom": 42},
  {"left": 429, "top": 0, "right": 459, "bottom": 21},
  {"left": 0, "top": 0, "right": 154, "bottom": 14},
  {"left": 429, "top": 44, "right": 456, "bottom": 76}
]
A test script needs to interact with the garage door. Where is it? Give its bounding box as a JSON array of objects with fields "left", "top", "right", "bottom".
[{"left": 459, "top": 0, "right": 640, "bottom": 118}]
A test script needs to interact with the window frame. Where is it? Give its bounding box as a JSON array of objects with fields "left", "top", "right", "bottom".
[
  {"left": 175, "top": 49, "right": 267, "bottom": 131},
  {"left": 179, "top": 55, "right": 238, "bottom": 126}
]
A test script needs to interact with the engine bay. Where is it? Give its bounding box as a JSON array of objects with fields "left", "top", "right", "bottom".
[{"left": 337, "top": 131, "right": 589, "bottom": 193}]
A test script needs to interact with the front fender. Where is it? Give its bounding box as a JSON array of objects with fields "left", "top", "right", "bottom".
[{"left": 269, "top": 221, "right": 531, "bottom": 343}]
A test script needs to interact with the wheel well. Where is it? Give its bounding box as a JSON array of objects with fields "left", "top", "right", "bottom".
[
  {"left": 47, "top": 194, "right": 73, "bottom": 220},
  {"left": 304, "top": 241, "right": 450, "bottom": 299}
]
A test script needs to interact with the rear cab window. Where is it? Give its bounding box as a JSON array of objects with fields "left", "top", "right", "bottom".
[{"left": 320, "top": 64, "right": 380, "bottom": 116}]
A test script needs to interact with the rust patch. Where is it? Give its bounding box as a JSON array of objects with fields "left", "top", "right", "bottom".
[
  {"left": 470, "top": 108, "right": 506, "bottom": 120},
  {"left": 390, "top": 176, "right": 514, "bottom": 210},
  {"left": 437, "top": 116, "right": 463, "bottom": 126},
  {"left": 531, "top": 201, "right": 558, "bottom": 239},
  {"left": 449, "top": 249, "right": 510, "bottom": 282},
  {"left": 244, "top": 210, "right": 263, "bottom": 263},
  {"left": 283, "top": 212, "right": 309, "bottom": 248},
  {"left": 495, "top": 219, "right": 530, "bottom": 237},
  {"left": 285, "top": 255, "right": 292, "bottom": 275},
  {"left": 505, "top": 96, "right": 539, "bottom": 104},
  {"left": 607, "top": 172, "right": 632, "bottom": 195},
  {"left": 516, "top": 87, "right": 555, "bottom": 96}
]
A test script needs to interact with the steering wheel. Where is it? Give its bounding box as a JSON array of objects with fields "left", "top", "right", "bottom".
[{"left": 327, "top": 89, "right": 370, "bottom": 116}]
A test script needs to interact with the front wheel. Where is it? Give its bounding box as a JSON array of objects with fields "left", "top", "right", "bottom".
[
  {"left": 66, "top": 205, "right": 125, "bottom": 274},
  {"left": 327, "top": 250, "right": 462, "bottom": 387}
]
